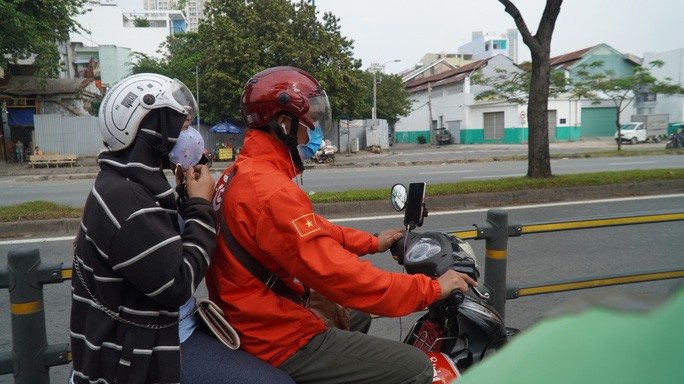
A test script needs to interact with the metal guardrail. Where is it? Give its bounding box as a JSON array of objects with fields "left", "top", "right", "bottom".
[
  {"left": 0, "top": 248, "right": 72, "bottom": 383},
  {"left": 450, "top": 209, "right": 684, "bottom": 318},
  {"left": 2, "top": 209, "right": 683, "bottom": 382}
]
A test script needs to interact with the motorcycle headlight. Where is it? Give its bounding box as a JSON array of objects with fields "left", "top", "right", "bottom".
[{"left": 405, "top": 237, "right": 443, "bottom": 263}]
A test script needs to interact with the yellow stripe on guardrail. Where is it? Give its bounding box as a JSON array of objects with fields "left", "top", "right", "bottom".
[
  {"left": 450, "top": 229, "right": 478, "bottom": 239},
  {"left": 62, "top": 268, "right": 72, "bottom": 280},
  {"left": 518, "top": 270, "right": 684, "bottom": 296},
  {"left": 11, "top": 300, "right": 43, "bottom": 315},
  {"left": 521, "top": 213, "right": 684, "bottom": 234},
  {"left": 486, "top": 249, "right": 507, "bottom": 259}
]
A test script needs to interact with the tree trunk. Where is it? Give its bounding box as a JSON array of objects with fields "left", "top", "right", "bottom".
[
  {"left": 615, "top": 118, "right": 622, "bottom": 151},
  {"left": 500, "top": 0, "right": 562, "bottom": 179},
  {"left": 527, "top": 52, "right": 552, "bottom": 178}
]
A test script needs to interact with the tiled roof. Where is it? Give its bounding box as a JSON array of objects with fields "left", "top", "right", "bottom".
[
  {"left": 404, "top": 57, "right": 495, "bottom": 93},
  {"left": 549, "top": 45, "right": 599, "bottom": 69}
]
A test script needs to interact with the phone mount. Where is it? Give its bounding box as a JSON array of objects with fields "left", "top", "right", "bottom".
[{"left": 390, "top": 183, "right": 428, "bottom": 230}]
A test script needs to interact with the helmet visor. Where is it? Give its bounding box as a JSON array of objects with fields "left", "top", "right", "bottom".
[
  {"left": 306, "top": 92, "right": 332, "bottom": 133},
  {"left": 171, "top": 79, "right": 198, "bottom": 120},
  {"left": 153, "top": 79, "right": 198, "bottom": 120}
]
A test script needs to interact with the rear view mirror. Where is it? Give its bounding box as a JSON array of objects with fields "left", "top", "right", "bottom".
[{"left": 390, "top": 183, "right": 407, "bottom": 211}]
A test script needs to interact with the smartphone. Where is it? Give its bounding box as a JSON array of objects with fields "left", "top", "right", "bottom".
[{"left": 403, "top": 182, "right": 426, "bottom": 229}]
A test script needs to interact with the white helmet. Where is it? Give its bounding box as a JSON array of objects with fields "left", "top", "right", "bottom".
[{"left": 98, "top": 73, "right": 198, "bottom": 151}]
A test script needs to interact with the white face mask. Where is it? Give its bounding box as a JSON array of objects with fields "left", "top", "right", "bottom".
[{"left": 168, "top": 126, "right": 204, "bottom": 171}]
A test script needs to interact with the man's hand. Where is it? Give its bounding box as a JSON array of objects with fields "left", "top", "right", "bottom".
[
  {"left": 185, "top": 165, "right": 215, "bottom": 202},
  {"left": 436, "top": 270, "right": 478, "bottom": 300},
  {"left": 376, "top": 229, "right": 404, "bottom": 253}
]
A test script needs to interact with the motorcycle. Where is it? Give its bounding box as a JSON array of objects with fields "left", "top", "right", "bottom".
[
  {"left": 312, "top": 140, "right": 336, "bottom": 164},
  {"left": 389, "top": 182, "right": 517, "bottom": 382},
  {"left": 665, "top": 132, "right": 684, "bottom": 149}
]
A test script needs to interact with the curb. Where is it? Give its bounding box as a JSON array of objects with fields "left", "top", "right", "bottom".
[{"left": 5, "top": 180, "right": 681, "bottom": 239}]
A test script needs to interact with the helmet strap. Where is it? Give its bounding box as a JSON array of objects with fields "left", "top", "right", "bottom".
[{"left": 268, "top": 115, "right": 305, "bottom": 172}]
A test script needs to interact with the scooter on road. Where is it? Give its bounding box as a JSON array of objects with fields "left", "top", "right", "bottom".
[{"left": 389, "top": 182, "right": 518, "bottom": 382}]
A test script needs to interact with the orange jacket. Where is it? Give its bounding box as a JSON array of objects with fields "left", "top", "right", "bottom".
[{"left": 206, "top": 130, "right": 441, "bottom": 367}]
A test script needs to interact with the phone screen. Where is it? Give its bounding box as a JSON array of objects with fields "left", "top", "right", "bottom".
[{"left": 404, "top": 182, "right": 426, "bottom": 228}]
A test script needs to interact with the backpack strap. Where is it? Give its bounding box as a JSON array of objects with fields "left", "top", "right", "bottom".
[{"left": 218, "top": 167, "right": 305, "bottom": 305}]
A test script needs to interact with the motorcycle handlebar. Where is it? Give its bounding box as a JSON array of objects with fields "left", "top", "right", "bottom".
[{"left": 450, "top": 290, "right": 465, "bottom": 304}]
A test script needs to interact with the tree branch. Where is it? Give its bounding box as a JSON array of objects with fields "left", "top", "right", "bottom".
[
  {"left": 498, "top": 0, "right": 541, "bottom": 53},
  {"left": 536, "top": 0, "right": 563, "bottom": 45}
]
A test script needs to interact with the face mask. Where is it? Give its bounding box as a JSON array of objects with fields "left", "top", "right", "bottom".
[
  {"left": 297, "top": 123, "right": 323, "bottom": 160},
  {"left": 168, "top": 126, "right": 204, "bottom": 171}
]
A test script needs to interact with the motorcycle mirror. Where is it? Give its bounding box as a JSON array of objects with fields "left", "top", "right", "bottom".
[{"left": 390, "top": 183, "right": 407, "bottom": 211}]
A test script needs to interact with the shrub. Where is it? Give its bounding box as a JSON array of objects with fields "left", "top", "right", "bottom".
[{"left": 417, "top": 135, "right": 427, "bottom": 144}]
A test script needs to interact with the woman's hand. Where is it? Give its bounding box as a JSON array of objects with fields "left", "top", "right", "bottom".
[{"left": 185, "top": 165, "right": 215, "bottom": 202}]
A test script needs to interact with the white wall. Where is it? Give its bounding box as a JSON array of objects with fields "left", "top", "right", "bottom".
[
  {"left": 644, "top": 48, "right": 684, "bottom": 123},
  {"left": 71, "top": 5, "right": 172, "bottom": 58}
]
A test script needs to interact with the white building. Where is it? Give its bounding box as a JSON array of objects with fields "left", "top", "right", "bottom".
[
  {"left": 72, "top": 1, "right": 187, "bottom": 60},
  {"left": 458, "top": 30, "right": 519, "bottom": 63},
  {"left": 143, "top": 0, "right": 207, "bottom": 32},
  {"left": 640, "top": 48, "right": 684, "bottom": 128},
  {"left": 395, "top": 55, "right": 524, "bottom": 144}
]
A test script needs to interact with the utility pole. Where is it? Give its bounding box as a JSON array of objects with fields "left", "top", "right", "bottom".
[
  {"left": 372, "top": 69, "right": 377, "bottom": 120},
  {"left": 428, "top": 82, "right": 434, "bottom": 144},
  {"left": 371, "top": 59, "right": 400, "bottom": 121}
]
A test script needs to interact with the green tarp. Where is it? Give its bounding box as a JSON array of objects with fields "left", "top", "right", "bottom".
[{"left": 458, "top": 286, "right": 684, "bottom": 383}]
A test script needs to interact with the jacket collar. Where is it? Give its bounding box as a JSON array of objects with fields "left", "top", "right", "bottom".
[{"left": 238, "top": 129, "right": 300, "bottom": 179}]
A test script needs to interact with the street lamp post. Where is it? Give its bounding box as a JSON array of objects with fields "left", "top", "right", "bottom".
[
  {"left": 371, "top": 59, "right": 400, "bottom": 121},
  {"left": 195, "top": 65, "right": 200, "bottom": 129}
]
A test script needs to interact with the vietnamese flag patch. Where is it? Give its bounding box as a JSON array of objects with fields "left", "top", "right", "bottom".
[{"left": 291, "top": 213, "right": 321, "bottom": 237}]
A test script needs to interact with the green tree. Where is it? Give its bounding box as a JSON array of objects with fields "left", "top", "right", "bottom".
[
  {"left": 197, "top": 0, "right": 368, "bottom": 123},
  {"left": 572, "top": 60, "right": 684, "bottom": 151},
  {"left": 133, "top": 17, "right": 151, "bottom": 28},
  {"left": 0, "top": 0, "right": 87, "bottom": 78},
  {"left": 471, "top": 66, "right": 569, "bottom": 105},
  {"left": 499, "top": 0, "right": 563, "bottom": 178}
]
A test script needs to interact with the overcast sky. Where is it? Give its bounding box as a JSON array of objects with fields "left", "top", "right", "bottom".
[{"left": 117, "top": 0, "right": 683, "bottom": 73}]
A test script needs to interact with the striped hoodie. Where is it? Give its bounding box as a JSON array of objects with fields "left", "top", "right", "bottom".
[{"left": 70, "top": 129, "right": 217, "bottom": 384}]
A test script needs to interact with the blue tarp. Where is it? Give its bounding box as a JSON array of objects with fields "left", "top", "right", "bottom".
[
  {"left": 7, "top": 109, "right": 35, "bottom": 126},
  {"left": 209, "top": 122, "right": 241, "bottom": 134}
]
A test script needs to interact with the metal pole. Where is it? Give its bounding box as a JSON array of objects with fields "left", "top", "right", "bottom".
[
  {"left": 481, "top": 208, "right": 509, "bottom": 319},
  {"left": 195, "top": 65, "right": 200, "bottom": 129},
  {"left": 372, "top": 69, "right": 377, "bottom": 121},
  {"left": 8, "top": 248, "right": 50, "bottom": 384}
]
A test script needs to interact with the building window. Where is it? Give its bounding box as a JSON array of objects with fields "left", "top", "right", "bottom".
[{"left": 637, "top": 93, "right": 656, "bottom": 103}]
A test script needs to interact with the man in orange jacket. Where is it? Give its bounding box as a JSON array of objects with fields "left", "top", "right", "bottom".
[{"left": 206, "top": 66, "right": 476, "bottom": 383}]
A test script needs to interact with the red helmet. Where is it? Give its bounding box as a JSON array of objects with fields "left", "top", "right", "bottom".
[{"left": 240, "top": 66, "right": 331, "bottom": 132}]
